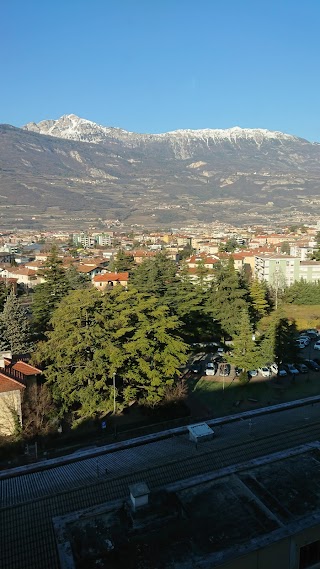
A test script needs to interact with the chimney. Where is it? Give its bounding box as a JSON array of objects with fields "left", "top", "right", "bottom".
[
  {"left": 129, "top": 482, "right": 150, "bottom": 512},
  {"left": 0, "top": 351, "right": 12, "bottom": 369}
]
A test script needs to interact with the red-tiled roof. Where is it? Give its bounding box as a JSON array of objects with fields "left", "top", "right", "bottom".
[
  {"left": 12, "top": 362, "right": 42, "bottom": 376},
  {"left": 93, "top": 272, "right": 129, "bottom": 282},
  {"left": 9, "top": 267, "right": 37, "bottom": 276},
  {"left": 0, "top": 373, "right": 25, "bottom": 393},
  {"left": 77, "top": 265, "right": 100, "bottom": 273}
]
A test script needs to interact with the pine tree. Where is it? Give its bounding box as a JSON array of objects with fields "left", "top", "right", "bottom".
[
  {"left": 207, "top": 258, "right": 248, "bottom": 338},
  {"left": 32, "top": 247, "right": 70, "bottom": 334},
  {"left": 1, "top": 289, "right": 31, "bottom": 353}
]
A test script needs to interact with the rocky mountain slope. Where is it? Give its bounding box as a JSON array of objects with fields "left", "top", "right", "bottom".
[{"left": 0, "top": 115, "right": 319, "bottom": 229}]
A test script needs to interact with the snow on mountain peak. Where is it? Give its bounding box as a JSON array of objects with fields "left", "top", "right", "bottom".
[{"left": 22, "top": 114, "right": 302, "bottom": 150}]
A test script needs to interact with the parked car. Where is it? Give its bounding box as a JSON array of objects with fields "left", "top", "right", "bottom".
[
  {"left": 258, "top": 367, "right": 270, "bottom": 377},
  {"left": 190, "top": 363, "right": 202, "bottom": 374},
  {"left": 235, "top": 366, "right": 243, "bottom": 376},
  {"left": 299, "top": 335, "right": 310, "bottom": 345},
  {"left": 284, "top": 363, "right": 299, "bottom": 375},
  {"left": 296, "top": 363, "right": 308, "bottom": 374},
  {"left": 205, "top": 362, "right": 217, "bottom": 376},
  {"left": 219, "top": 363, "right": 231, "bottom": 376},
  {"left": 278, "top": 366, "right": 288, "bottom": 377},
  {"left": 248, "top": 369, "right": 258, "bottom": 377},
  {"left": 306, "top": 329, "right": 319, "bottom": 337},
  {"left": 314, "top": 341, "right": 320, "bottom": 351},
  {"left": 304, "top": 359, "right": 320, "bottom": 371},
  {"left": 270, "top": 363, "right": 278, "bottom": 374}
]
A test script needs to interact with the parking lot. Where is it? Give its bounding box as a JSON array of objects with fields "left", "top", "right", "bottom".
[{"left": 188, "top": 331, "right": 320, "bottom": 417}]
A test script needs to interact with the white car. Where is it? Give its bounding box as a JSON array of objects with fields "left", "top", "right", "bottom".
[
  {"left": 270, "top": 363, "right": 278, "bottom": 374},
  {"left": 205, "top": 362, "right": 217, "bottom": 376},
  {"left": 258, "top": 367, "right": 270, "bottom": 377},
  {"left": 314, "top": 341, "right": 320, "bottom": 351}
]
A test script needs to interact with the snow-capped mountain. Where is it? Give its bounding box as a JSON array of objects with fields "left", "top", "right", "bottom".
[
  {"left": 23, "top": 114, "right": 304, "bottom": 160},
  {"left": 0, "top": 114, "right": 319, "bottom": 229}
]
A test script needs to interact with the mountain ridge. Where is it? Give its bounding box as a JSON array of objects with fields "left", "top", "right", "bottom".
[
  {"left": 0, "top": 117, "right": 319, "bottom": 229},
  {"left": 23, "top": 114, "right": 305, "bottom": 147}
]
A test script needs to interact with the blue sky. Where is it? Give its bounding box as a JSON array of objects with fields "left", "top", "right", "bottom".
[{"left": 2, "top": 0, "right": 320, "bottom": 140}]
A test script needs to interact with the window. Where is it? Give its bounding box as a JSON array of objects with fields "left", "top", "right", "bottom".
[{"left": 300, "top": 540, "right": 320, "bottom": 569}]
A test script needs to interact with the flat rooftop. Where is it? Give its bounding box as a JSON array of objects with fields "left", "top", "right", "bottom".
[
  {"left": 3, "top": 401, "right": 320, "bottom": 569},
  {"left": 54, "top": 447, "right": 320, "bottom": 569}
]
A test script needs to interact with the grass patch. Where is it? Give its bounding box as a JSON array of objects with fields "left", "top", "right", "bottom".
[
  {"left": 282, "top": 304, "right": 320, "bottom": 330},
  {"left": 192, "top": 374, "right": 320, "bottom": 418}
]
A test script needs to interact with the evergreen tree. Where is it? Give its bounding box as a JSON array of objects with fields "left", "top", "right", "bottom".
[
  {"left": 130, "top": 252, "right": 178, "bottom": 298},
  {"left": 207, "top": 258, "right": 248, "bottom": 338},
  {"left": 1, "top": 289, "right": 31, "bottom": 353},
  {"left": 164, "top": 275, "right": 213, "bottom": 343},
  {"left": 283, "top": 280, "right": 320, "bottom": 305},
  {"left": 249, "top": 279, "right": 270, "bottom": 324},
  {"left": 194, "top": 259, "right": 211, "bottom": 287},
  {"left": 227, "top": 308, "right": 261, "bottom": 373},
  {"left": 34, "top": 286, "right": 188, "bottom": 421},
  {"left": 259, "top": 308, "right": 298, "bottom": 368},
  {"left": 32, "top": 248, "right": 72, "bottom": 334},
  {"left": 109, "top": 249, "right": 135, "bottom": 272},
  {"left": 0, "top": 281, "right": 10, "bottom": 312},
  {"left": 65, "top": 265, "right": 90, "bottom": 289}
]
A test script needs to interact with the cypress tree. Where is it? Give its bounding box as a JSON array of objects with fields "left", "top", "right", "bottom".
[{"left": 1, "top": 289, "right": 31, "bottom": 354}]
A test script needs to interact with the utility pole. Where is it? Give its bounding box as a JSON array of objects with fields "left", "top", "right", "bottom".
[
  {"left": 113, "top": 372, "right": 117, "bottom": 440},
  {"left": 113, "top": 372, "right": 116, "bottom": 415}
]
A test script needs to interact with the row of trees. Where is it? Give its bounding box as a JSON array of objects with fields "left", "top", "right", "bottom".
[
  {"left": 1, "top": 248, "right": 314, "bottom": 431},
  {"left": 28, "top": 251, "right": 295, "bottom": 424}
]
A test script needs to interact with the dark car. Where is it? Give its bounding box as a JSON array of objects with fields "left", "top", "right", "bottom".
[
  {"left": 235, "top": 366, "right": 243, "bottom": 376},
  {"left": 220, "top": 363, "right": 231, "bottom": 376},
  {"left": 296, "top": 363, "right": 308, "bottom": 374},
  {"left": 304, "top": 359, "right": 320, "bottom": 371}
]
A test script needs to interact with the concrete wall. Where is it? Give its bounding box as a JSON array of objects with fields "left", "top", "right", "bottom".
[{"left": 0, "top": 390, "right": 22, "bottom": 436}]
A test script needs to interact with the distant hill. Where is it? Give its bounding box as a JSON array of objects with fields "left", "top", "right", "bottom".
[{"left": 0, "top": 115, "right": 319, "bottom": 229}]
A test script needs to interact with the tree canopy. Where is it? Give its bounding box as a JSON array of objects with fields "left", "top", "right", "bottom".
[
  {"left": 207, "top": 258, "right": 248, "bottom": 337},
  {"left": 0, "top": 289, "right": 31, "bottom": 353},
  {"left": 34, "top": 286, "right": 188, "bottom": 421}
]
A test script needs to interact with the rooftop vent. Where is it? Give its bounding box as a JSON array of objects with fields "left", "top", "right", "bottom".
[
  {"left": 187, "top": 423, "right": 215, "bottom": 444},
  {"left": 129, "top": 482, "right": 150, "bottom": 511}
]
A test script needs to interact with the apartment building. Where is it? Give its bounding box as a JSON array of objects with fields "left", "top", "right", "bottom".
[{"left": 255, "top": 254, "right": 320, "bottom": 285}]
